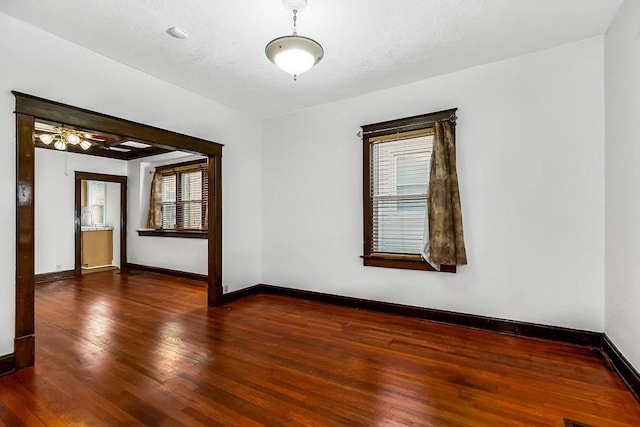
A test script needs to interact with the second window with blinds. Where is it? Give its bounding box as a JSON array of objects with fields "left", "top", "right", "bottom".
[{"left": 153, "top": 160, "right": 208, "bottom": 233}]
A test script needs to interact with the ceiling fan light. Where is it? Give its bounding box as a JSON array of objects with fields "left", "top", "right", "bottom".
[
  {"left": 39, "top": 134, "right": 54, "bottom": 144},
  {"left": 79, "top": 140, "right": 92, "bottom": 150},
  {"left": 65, "top": 132, "right": 81, "bottom": 145},
  {"left": 53, "top": 140, "right": 66, "bottom": 151}
]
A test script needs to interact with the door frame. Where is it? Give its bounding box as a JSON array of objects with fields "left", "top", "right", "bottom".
[
  {"left": 74, "top": 172, "right": 127, "bottom": 276},
  {"left": 13, "top": 91, "right": 223, "bottom": 370}
]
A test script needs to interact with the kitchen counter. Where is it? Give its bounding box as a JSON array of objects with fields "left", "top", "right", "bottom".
[{"left": 81, "top": 225, "right": 114, "bottom": 231}]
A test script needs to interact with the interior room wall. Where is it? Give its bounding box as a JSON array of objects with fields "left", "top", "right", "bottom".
[
  {"left": 105, "top": 181, "right": 121, "bottom": 268},
  {"left": 261, "top": 37, "right": 606, "bottom": 331},
  {"left": 34, "top": 149, "right": 126, "bottom": 274},
  {"left": 604, "top": 0, "right": 640, "bottom": 371},
  {"left": 127, "top": 152, "right": 208, "bottom": 275},
  {"left": 0, "top": 12, "right": 262, "bottom": 356}
]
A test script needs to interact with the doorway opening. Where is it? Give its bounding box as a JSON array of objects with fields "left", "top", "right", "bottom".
[
  {"left": 14, "top": 91, "right": 223, "bottom": 371},
  {"left": 75, "top": 172, "right": 127, "bottom": 276}
]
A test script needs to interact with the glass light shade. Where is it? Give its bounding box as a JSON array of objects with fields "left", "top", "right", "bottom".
[
  {"left": 265, "top": 35, "right": 323, "bottom": 78},
  {"left": 274, "top": 49, "right": 315, "bottom": 76},
  {"left": 79, "top": 140, "right": 92, "bottom": 150},
  {"left": 65, "top": 132, "right": 81, "bottom": 145},
  {"left": 53, "top": 140, "right": 66, "bottom": 151},
  {"left": 39, "top": 134, "right": 54, "bottom": 144}
]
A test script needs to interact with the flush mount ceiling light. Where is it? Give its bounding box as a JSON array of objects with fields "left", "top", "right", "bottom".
[
  {"left": 265, "top": 0, "right": 324, "bottom": 81},
  {"left": 37, "top": 127, "right": 92, "bottom": 151}
]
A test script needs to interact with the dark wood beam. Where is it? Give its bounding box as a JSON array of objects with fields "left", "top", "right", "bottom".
[{"left": 13, "top": 91, "right": 223, "bottom": 157}]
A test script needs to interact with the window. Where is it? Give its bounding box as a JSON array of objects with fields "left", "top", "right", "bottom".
[
  {"left": 361, "top": 109, "right": 457, "bottom": 272},
  {"left": 159, "top": 162, "right": 207, "bottom": 230},
  {"left": 142, "top": 159, "right": 209, "bottom": 238},
  {"left": 371, "top": 132, "right": 432, "bottom": 254},
  {"left": 87, "top": 181, "right": 106, "bottom": 226}
]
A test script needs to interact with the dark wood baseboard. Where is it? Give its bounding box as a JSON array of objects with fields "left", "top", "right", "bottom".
[
  {"left": 230, "top": 284, "right": 604, "bottom": 347},
  {"left": 0, "top": 353, "right": 16, "bottom": 377},
  {"left": 124, "top": 263, "right": 208, "bottom": 283},
  {"left": 602, "top": 335, "right": 640, "bottom": 402},
  {"left": 223, "top": 283, "right": 640, "bottom": 403},
  {"left": 34, "top": 269, "right": 76, "bottom": 284},
  {"left": 222, "top": 285, "right": 262, "bottom": 304}
]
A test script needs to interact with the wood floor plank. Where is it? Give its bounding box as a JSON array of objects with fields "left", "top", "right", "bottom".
[{"left": 0, "top": 270, "right": 638, "bottom": 426}]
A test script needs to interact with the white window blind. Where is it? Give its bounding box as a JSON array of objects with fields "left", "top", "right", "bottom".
[
  {"left": 370, "top": 130, "right": 433, "bottom": 254},
  {"left": 180, "top": 170, "right": 203, "bottom": 229},
  {"left": 161, "top": 174, "right": 177, "bottom": 229},
  {"left": 157, "top": 162, "right": 208, "bottom": 231}
]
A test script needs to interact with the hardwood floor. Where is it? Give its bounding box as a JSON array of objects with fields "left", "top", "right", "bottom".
[{"left": 0, "top": 271, "right": 638, "bottom": 426}]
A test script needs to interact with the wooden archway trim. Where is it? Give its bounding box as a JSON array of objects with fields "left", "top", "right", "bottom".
[
  {"left": 13, "top": 92, "right": 224, "bottom": 370},
  {"left": 13, "top": 92, "right": 222, "bottom": 156}
]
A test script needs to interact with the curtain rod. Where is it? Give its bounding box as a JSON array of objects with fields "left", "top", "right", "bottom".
[{"left": 357, "top": 113, "right": 457, "bottom": 139}]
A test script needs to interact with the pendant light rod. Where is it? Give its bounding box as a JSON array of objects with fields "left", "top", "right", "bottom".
[{"left": 293, "top": 9, "right": 298, "bottom": 35}]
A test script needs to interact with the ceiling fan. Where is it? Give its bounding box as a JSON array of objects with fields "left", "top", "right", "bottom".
[{"left": 34, "top": 122, "right": 121, "bottom": 151}]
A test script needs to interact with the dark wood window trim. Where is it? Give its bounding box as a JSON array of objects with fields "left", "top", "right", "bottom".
[
  {"left": 137, "top": 229, "right": 207, "bottom": 239},
  {"left": 155, "top": 158, "right": 206, "bottom": 172},
  {"left": 13, "top": 91, "right": 224, "bottom": 372},
  {"left": 361, "top": 108, "right": 457, "bottom": 273},
  {"left": 361, "top": 254, "right": 456, "bottom": 273}
]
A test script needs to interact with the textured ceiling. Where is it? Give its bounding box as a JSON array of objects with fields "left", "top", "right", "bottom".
[{"left": 0, "top": 0, "right": 622, "bottom": 118}]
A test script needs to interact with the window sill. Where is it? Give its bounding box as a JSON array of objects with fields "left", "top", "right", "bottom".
[
  {"left": 137, "top": 229, "right": 208, "bottom": 239},
  {"left": 362, "top": 254, "right": 456, "bottom": 273}
]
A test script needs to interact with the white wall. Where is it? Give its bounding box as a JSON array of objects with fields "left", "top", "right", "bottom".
[
  {"left": 262, "top": 37, "right": 606, "bottom": 331},
  {"left": 105, "top": 182, "right": 121, "bottom": 268},
  {"left": 34, "top": 149, "right": 126, "bottom": 274},
  {"left": 604, "top": 0, "right": 640, "bottom": 371},
  {"left": 0, "top": 12, "right": 262, "bottom": 356},
  {"left": 127, "top": 151, "right": 208, "bottom": 275}
]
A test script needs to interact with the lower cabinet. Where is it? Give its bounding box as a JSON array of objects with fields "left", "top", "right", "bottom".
[{"left": 81, "top": 229, "right": 113, "bottom": 268}]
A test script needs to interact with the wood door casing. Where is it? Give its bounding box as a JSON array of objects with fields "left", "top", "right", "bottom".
[{"left": 13, "top": 91, "right": 224, "bottom": 371}]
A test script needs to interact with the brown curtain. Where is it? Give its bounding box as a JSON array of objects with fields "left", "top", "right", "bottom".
[
  {"left": 423, "top": 120, "right": 467, "bottom": 269},
  {"left": 146, "top": 172, "right": 163, "bottom": 229}
]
